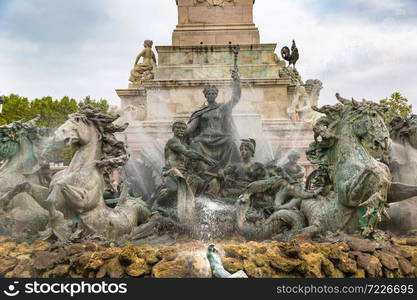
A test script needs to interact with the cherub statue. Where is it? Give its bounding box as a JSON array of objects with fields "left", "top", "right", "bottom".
[{"left": 280, "top": 150, "right": 305, "bottom": 184}]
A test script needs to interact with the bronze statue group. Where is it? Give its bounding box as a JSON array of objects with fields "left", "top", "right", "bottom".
[{"left": 150, "top": 67, "right": 319, "bottom": 228}]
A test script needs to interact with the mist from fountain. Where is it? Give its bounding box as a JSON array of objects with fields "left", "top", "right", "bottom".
[
  {"left": 119, "top": 103, "right": 166, "bottom": 203},
  {"left": 390, "top": 141, "right": 417, "bottom": 184}
]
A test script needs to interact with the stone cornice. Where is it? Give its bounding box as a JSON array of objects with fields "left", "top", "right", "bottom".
[
  {"left": 141, "top": 78, "right": 291, "bottom": 88},
  {"left": 156, "top": 43, "right": 276, "bottom": 52},
  {"left": 115, "top": 88, "right": 146, "bottom": 97}
]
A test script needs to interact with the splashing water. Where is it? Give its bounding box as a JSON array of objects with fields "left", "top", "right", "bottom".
[
  {"left": 390, "top": 141, "right": 417, "bottom": 184},
  {"left": 195, "top": 197, "right": 235, "bottom": 241}
]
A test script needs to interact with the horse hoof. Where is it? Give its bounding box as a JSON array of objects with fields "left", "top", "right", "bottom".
[{"left": 39, "top": 228, "right": 53, "bottom": 240}]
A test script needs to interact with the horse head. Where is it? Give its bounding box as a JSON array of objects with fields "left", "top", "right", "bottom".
[
  {"left": 353, "top": 106, "right": 390, "bottom": 152},
  {"left": 337, "top": 95, "right": 391, "bottom": 153},
  {"left": 53, "top": 106, "right": 129, "bottom": 193},
  {"left": 308, "top": 94, "right": 392, "bottom": 178},
  {"left": 53, "top": 113, "right": 100, "bottom": 148}
]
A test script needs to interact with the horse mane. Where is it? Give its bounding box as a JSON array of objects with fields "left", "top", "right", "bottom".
[
  {"left": 0, "top": 117, "right": 49, "bottom": 160},
  {"left": 70, "top": 105, "right": 129, "bottom": 188},
  {"left": 0, "top": 116, "right": 47, "bottom": 142},
  {"left": 307, "top": 93, "right": 388, "bottom": 170}
]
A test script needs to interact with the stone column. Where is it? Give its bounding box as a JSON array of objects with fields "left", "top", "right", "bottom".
[{"left": 173, "top": 0, "right": 260, "bottom": 46}]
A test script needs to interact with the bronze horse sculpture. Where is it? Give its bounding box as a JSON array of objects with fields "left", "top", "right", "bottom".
[
  {"left": 237, "top": 94, "right": 417, "bottom": 239},
  {"left": 1, "top": 106, "right": 150, "bottom": 241}
]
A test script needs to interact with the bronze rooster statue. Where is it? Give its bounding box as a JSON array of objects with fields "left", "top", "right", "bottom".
[{"left": 281, "top": 40, "right": 299, "bottom": 68}]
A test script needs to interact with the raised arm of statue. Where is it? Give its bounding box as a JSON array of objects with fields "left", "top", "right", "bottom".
[{"left": 225, "top": 69, "right": 241, "bottom": 110}]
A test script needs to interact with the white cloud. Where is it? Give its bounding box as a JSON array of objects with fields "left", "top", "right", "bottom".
[{"left": 352, "top": 0, "right": 408, "bottom": 16}]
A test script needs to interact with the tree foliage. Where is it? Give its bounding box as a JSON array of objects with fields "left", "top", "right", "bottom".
[
  {"left": 0, "top": 94, "right": 32, "bottom": 125},
  {"left": 79, "top": 96, "right": 109, "bottom": 112},
  {"left": 0, "top": 94, "right": 110, "bottom": 164},
  {"left": 379, "top": 92, "right": 412, "bottom": 124},
  {"left": 0, "top": 94, "right": 109, "bottom": 128},
  {"left": 29, "top": 96, "right": 79, "bottom": 128}
]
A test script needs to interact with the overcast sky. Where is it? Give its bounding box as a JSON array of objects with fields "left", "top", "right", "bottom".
[{"left": 1, "top": 0, "right": 416, "bottom": 109}]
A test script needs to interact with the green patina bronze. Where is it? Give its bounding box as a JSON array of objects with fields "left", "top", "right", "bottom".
[
  {"left": 306, "top": 94, "right": 392, "bottom": 236},
  {"left": 0, "top": 117, "right": 48, "bottom": 174},
  {"left": 236, "top": 94, "right": 417, "bottom": 240}
]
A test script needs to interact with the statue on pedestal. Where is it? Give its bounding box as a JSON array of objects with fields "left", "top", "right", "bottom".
[
  {"left": 297, "top": 80, "right": 324, "bottom": 123},
  {"left": 186, "top": 46, "right": 242, "bottom": 172},
  {"left": 129, "top": 40, "right": 157, "bottom": 86},
  {"left": 287, "top": 84, "right": 308, "bottom": 122},
  {"left": 281, "top": 40, "right": 299, "bottom": 69}
]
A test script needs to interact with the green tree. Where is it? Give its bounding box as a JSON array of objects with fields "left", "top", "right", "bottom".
[
  {"left": 78, "top": 96, "right": 109, "bottom": 112},
  {"left": 0, "top": 94, "right": 109, "bottom": 128},
  {"left": 379, "top": 92, "right": 412, "bottom": 124},
  {"left": 29, "top": 96, "right": 80, "bottom": 164},
  {"left": 0, "top": 94, "right": 31, "bottom": 125},
  {"left": 30, "top": 96, "right": 79, "bottom": 128},
  {"left": 0, "top": 94, "right": 110, "bottom": 164}
]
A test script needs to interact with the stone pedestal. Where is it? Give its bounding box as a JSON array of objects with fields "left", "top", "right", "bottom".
[
  {"left": 155, "top": 44, "right": 280, "bottom": 80},
  {"left": 122, "top": 43, "right": 289, "bottom": 121}
]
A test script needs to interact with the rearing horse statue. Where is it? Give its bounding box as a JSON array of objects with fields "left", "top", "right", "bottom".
[
  {"left": 305, "top": 94, "right": 417, "bottom": 236},
  {"left": 1, "top": 106, "right": 150, "bottom": 241},
  {"left": 0, "top": 117, "right": 50, "bottom": 238}
]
